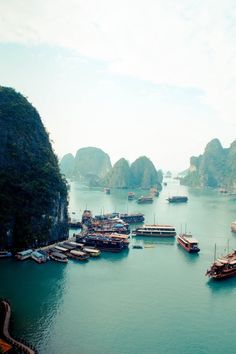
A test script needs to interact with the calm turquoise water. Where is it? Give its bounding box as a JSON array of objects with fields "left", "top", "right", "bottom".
[{"left": 1, "top": 180, "right": 236, "bottom": 354}]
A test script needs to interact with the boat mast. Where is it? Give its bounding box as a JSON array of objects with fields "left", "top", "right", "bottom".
[{"left": 214, "top": 243, "right": 216, "bottom": 262}]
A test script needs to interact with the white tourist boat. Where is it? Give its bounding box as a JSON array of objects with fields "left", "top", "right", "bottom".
[{"left": 133, "top": 225, "right": 176, "bottom": 237}]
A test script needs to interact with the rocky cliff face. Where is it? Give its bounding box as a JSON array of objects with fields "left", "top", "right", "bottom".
[
  {"left": 0, "top": 87, "right": 68, "bottom": 248},
  {"left": 60, "top": 153, "right": 75, "bottom": 178},
  {"left": 130, "top": 156, "right": 162, "bottom": 189},
  {"left": 72, "top": 147, "right": 112, "bottom": 185},
  {"left": 102, "top": 158, "right": 132, "bottom": 188},
  {"left": 103, "top": 155, "right": 162, "bottom": 189},
  {"left": 181, "top": 138, "right": 236, "bottom": 189}
]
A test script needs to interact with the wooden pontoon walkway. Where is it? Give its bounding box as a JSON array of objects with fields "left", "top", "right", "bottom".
[{"left": 0, "top": 299, "right": 37, "bottom": 353}]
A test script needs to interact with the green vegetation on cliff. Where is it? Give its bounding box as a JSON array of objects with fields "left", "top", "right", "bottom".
[
  {"left": 181, "top": 138, "right": 236, "bottom": 189},
  {"left": 72, "top": 147, "right": 112, "bottom": 186},
  {"left": 130, "top": 156, "right": 162, "bottom": 189},
  {"left": 60, "top": 149, "right": 163, "bottom": 189},
  {"left": 102, "top": 158, "right": 132, "bottom": 188},
  {"left": 102, "top": 155, "right": 163, "bottom": 189},
  {"left": 0, "top": 87, "right": 68, "bottom": 248}
]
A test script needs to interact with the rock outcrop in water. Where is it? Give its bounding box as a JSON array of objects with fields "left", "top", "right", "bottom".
[
  {"left": 0, "top": 87, "right": 68, "bottom": 248},
  {"left": 60, "top": 153, "right": 75, "bottom": 178},
  {"left": 102, "top": 155, "right": 162, "bottom": 189},
  {"left": 181, "top": 138, "right": 236, "bottom": 189},
  {"left": 73, "top": 147, "right": 112, "bottom": 186},
  {"left": 60, "top": 149, "right": 163, "bottom": 189},
  {"left": 130, "top": 156, "right": 162, "bottom": 189},
  {"left": 102, "top": 158, "right": 132, "bottom": 188}
]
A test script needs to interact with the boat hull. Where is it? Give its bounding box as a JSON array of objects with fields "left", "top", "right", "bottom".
[
  {"left": 207, "top": 268, "right": 236, "bottom": 279},
  {"left": 134, "top": 233, "right": 175, "bottom": 237}
]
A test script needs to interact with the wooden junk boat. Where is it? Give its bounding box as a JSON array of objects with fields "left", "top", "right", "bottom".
[{"left": 206, "top": 249, "right": 236, "bottom": 279}]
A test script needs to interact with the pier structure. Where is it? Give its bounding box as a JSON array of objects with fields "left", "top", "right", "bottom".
[{"left": 0, "top": 299, "right": 37, "bottom": 354}]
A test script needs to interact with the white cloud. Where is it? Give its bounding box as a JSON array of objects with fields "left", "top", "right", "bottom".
[
  {"left": 0, "top": 0, "right": 236, "bottom": 169},
  {"left": 1, "top": 0, "right": 236, "bottom": 123}
]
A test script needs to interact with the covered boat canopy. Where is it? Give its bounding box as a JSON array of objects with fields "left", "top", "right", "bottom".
[
  {"left": 184, "top": 237, "right": 199, "bottom": 244},
  {"left": 31, "top": 251, "right": 44, "bottom": 258},
  {"left": 217, "top": 258, "right": 229, "bottom": 264},
  {"left": 70, "top": 250, "right": 86, "bottom": 256},
  {"left": 16, "top": 249, "right": 33, "bottom": 256},
  {"left": 51, "top": 252, "right": 67, "bottom": 259},
  {"left": 54, "top": 246, "right": 68, "bottom": 252},
  {"left": 214, "top": 261, "right": 224, "bottom": 267}
]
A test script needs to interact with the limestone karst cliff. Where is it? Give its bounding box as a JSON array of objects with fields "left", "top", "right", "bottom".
[
  {"left": 0, "top": 87, "right": 68, "bottom": 248},
  {"left": 181, "top": 138, "right": 236, "bottom": 189}
]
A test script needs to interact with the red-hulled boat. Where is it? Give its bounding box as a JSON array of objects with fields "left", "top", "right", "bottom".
[{"left": 177, "top": 233, "right": 200, "bottom": 253}]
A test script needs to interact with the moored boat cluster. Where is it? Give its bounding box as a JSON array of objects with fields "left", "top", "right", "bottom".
[{"left": 3, "top": 204, "right": 236, "bottom": 280}]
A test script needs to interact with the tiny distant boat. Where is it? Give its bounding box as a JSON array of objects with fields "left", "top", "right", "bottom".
[
  {"left": 50, "top": 252, "right": 68, "bottom": 263},
  {"left": 231, "top": 221, "right": 236, "bottom": 232},
  {"left": 31, "top": 250, "right": 47, "bottom": 263},
  {"left": 132, "top": 245, "right": 143, "bottom": 249},
  {"left": 219, "top": 188, "right": 228, "bottom": 194},
  {"left": 128, "top": 192, "right": 135, "bottom": 200},
  {"left": 104, "top": 188, "right": 110, "bottom": 194},
  {"left": 206, "top": 248, "right": 236, "bottom": 279},
  {"left": 149, "top": 188, "right": 159, "bottom": 197},
  {"left": 133, "top": 225, "right": 176, "bottom": 237},
  {"left": 0, "top": 251, "right": 12, "bottom": 258},
  {"left": 177, "top": 234, "right": 200, "bottom": 253},
  {"left": 137, "top": 196, "right": 153, "bottom": 204},
  {"left": 15, "top": 249, "right": 33, "bottom": 260},
  {"left": 167, "top": 196, "right": 188, "bottom": 203}
]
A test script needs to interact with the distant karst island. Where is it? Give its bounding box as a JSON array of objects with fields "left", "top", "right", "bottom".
[
  {"left": 60, "top": 147, "right": 163, "bottom": 190},
  {"left": 181, "top": 138, "right": 236, "bottom": 190}
]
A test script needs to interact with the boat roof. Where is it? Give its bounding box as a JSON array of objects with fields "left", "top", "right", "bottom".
[
  {"left": 17, "top": 249, "right": 33, "bottom": 255},
  {"left": 83, "top": 248, "right": 100, "bottom": 253},
  {"left": 215, "top": 261, "right": 224, "bottom": 267},
  {"left": 32, "top": 251, "right": 44, "bottom": 258},
  {"left": 143, "top": 224, "right": 175, "bottom": 228},
  {"left": 109, "top": 233, "right": 129, "bottom": 239},
  {"left": 179, "top": 235, "right": 198, "bottom": 243},
  {"left": 55, "top": 246, "right": 68, "bottom": 252},
  {"left": 65, "top": 241, "right": 80, "bottom": 246},
  {"left": 217, "top": 258, "right": 229, "bottom": 264},
  {"left": 51, "top": 252, "right": 67, "bottom": 259},
  {"left": 70, "top": 250, "right": 86, "bottom": 256}
]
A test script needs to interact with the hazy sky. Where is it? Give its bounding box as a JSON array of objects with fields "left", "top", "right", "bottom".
[{"left": 0, "top": 0, "right": 236, "bottom": 171}]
